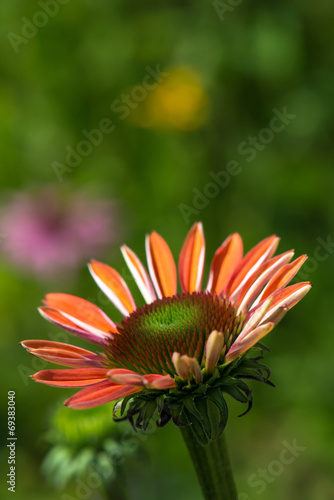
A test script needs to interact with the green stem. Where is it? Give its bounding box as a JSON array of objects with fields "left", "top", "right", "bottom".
[{"left": 181, "top": 427, "right": 237, "bottom": 500}]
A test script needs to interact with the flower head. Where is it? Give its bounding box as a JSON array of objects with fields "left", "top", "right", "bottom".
[{"left": 22, "top": 223, "right": 311, "bottom": 444}]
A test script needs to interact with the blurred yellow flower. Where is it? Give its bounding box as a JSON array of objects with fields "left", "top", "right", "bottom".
[{"left": 131, "top": 67, "right": 210, "bottom": 130}]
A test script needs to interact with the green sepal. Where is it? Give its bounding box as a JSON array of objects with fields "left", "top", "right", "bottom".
[
  {"left": 220, "top": 383, "right": 250, "bottom": 404},
  {"left": 138, "top": 399, "right": 157, "bottom": 431},
  {"left": 206, "top": 393, "right": 227, "bottom": 441},
  {"left": 183, "top": 395, "right": 204, "bottom": 420},
  {"left": 206, "top": 388, "right": 228, "bottom": 419},
  {"left": 180, "top": 391, "right": 228, "bottom": 446},
  {"left": 182, "top": 400, "right": 211, "bottom": 446},
  {"left": 112, "top": 344, "right": 274, "bottom": 440}
]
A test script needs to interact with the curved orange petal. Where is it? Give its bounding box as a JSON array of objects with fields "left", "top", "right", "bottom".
[
  {"left": 227, "top": 235, "right": 280, "bottom": 298},
  {"left": 21, "top": 340, "right": 103, "bottom": 368},
  {"left": 107, "top": 371, "right": 145, "bottom": 386},
  {"left": 121, "top": 245, "right": 156, "bottom": 304},
  {"left": 236, "top": 251, "right": 294, "bottom": 313},
  {"left": 257, "top": 255, "right": 308, "bottom": 303},
  {"left": 38, "top": 306, "right": 114, "bottom": 345},
  {"left": 65, "top": 380, "right": 142, "bottom": 409},
  {"left": 146, "top": 231, "right": 177, "bottom": 298},
  {"left": 43, "top": 294, "right": 117, "bottom": 338},
  {"left": 89, "top": 260, "right": 136, "bottom": 316},
  {"left": 32, "top": 368, "right": 109, "bottom": 387},
  {"left": 225, "top": 322, "right": 274, "bottom": 364},
  {"left": 178, "top": 222, "right": 205, "bottom": 293},
  {"left": 206, "top": 233, "right": 243, "bottom": 294},
  {"left": 239, "top": 296, "right": 273, "bottom": 339},
  {"left": 260, "top": 282, "right": 312, "bottom": 325}
]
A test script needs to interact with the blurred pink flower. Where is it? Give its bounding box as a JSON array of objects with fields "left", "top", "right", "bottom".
[{"left": 0, "top": 188, "right": 119, "bottom": 278}]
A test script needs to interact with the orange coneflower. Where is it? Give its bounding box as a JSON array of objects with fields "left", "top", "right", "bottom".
[{"left": 22, "top": 223, "right": 311, "bottom": 442}]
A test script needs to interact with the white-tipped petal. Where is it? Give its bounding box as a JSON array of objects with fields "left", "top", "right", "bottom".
[
  {"left": 225, "top": 322, "right": 274, "bottom": 364},
  {"left": 239, "top": 296, "right": 273, "bottom": 341},
  {"left": 121, "top": 245, "right": 156, "bottom": 304},
  {"left": 89, "top": 260, "right": 136, "bottom": 316}
]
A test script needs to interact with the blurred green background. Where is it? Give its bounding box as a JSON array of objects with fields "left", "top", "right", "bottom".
[{"left": 1, "top": 1, "right": 333, "bottom": 499}]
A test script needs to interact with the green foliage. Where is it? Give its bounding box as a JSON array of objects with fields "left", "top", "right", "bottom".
[{"left": 0, "top": 1, "right": 333, "bottom": 498}]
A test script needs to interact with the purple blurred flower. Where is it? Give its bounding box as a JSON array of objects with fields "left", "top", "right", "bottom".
[{"left": 0, "top": 188, "right": 119, "bottom": 278}]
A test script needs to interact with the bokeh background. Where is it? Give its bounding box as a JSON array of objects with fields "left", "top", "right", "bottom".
[{"left": 1, "top": 1, "right": 333, "bottom": 499}]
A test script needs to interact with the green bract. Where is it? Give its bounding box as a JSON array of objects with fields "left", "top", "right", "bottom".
[{"left": 114, "top": 344, "right": 273, "bottom": 446}]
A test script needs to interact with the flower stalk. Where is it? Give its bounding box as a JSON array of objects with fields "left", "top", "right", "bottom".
[{"left": 181, "top": 427, "right": 237, "bottom": 500}]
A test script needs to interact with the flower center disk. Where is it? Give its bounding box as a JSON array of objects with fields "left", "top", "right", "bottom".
[{"left": 106, "top": 292, "right": 245, "bottom": 376}]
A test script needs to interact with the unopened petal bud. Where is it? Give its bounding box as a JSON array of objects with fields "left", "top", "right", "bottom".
[
  {"left": 187, "top": 357, "right": 203, "bottom": 384},
  {"left": 205, "top": 330, "right": 225, "bottom": 374},
  {"left": 172, "top": 352, "right": 191, "bottom": 380}
]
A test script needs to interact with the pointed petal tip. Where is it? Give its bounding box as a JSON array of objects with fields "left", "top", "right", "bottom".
[{"left": 194, "top": 221, "right": 203, "bottom": 231}]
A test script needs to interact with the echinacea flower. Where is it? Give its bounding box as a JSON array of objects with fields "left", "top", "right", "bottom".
[
  {"left": 0, "top": 188, "right": 118, "bottom": 279},
  {"left": 22, "top": 223, "right": 311, "bottom": 445}
]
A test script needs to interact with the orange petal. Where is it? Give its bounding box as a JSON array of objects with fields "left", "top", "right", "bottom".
[
  {"left": 108, "top": 371, "right": 144, "bottom": 386},
  {"left": 89, "top": 260, "right": 136, "bottom": 316},
  {"left": 39, "top": 306, "right": 113, "bottom": 345},
  {"left": 32, "top": 368, "right": 109, "bottom": 387},
  {"left": 207, "top": 233, "right": 243, "bottom": 294},
  {"left": 261, "top": 282, "right": 312, "bottom": 325},
  {"left": 21, "top": 340, "right": 103, "bottom": 368},
  {"left": 225, "top": 323, "right": 274, "bottom": 364},
  {"left": 239, "top": 296, "right": 273, "bottom": 339},
  {"left": 121, "top": 245, "right": 156, "bottom": 303},
  {"left": 43, "top": 294, "right": 117, "bottom": 338},
  {"left": 65, "top": 380, "right": 142, "bottom": 409},
  {"left": 178, "top": 222, "right": 205, "bottom": 293},
  {"left": 227, "top": 235, "right": 280, "bottom": 298},
  {"left": 237, "top": 251, "right": 294, "bottom": 313},
  {"left": 146, "top": 231, "right": 177, "bottom": 298},
  {"left": 257, "top": 255, "right": 308, "bottom": 303}
]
